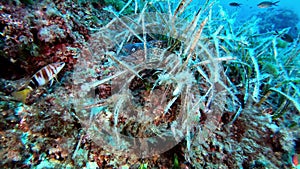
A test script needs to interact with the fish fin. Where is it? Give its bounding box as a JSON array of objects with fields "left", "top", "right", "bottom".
[
  {"left": 274, "top": 1, "right": 280, "bottom": 5},
  {"left": 53, "top": 76, "right": 62, "bottom": 85},
  {"left": 49, "top": 79, "right": 54, "bottom": 87},
  {"left": 12, "top": 88, "right": 32, "bottom": 103}
]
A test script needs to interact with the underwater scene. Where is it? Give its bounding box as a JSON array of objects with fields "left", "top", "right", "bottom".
[{"left": 0, "top": 0, "right": 299, "bottom": 168}]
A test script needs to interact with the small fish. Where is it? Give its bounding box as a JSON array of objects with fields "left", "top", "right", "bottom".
[
  {"left": 121, "top": 43, "right": 150, "bottom": 55},
  {"left": 229, "top": 2, "right": 242, "bottom": 7},
  {"left": 119, "top": 40, "right": 166, "bottom": 55},
  {"left": 275, "top": 31, "right": 294, "bottom": 43},
  {"left": 12, "top": 62, "right": 65, "bottom": 103},
  {"left": 257, "top": 1, "right": 279, "bottom": 8},
  {"left": 280, "top": 33, "right": 294, "bottom": 43}
]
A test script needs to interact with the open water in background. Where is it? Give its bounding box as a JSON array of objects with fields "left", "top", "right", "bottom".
[{"left": 193, "top": 0, "right": 300, "bottom": 28}]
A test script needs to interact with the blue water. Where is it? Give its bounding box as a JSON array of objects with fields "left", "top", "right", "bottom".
[
  {"left": 192, "top": 0, "right": 300, "bottom": 26},
  {"left": 223, "top": 0, "right": 300, "bottom": 27},
  {"left": 187, "top": 0, "right": 300, "bottom": 37}
]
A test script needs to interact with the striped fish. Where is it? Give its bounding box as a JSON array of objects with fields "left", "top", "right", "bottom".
[
  {"left": 12, "top": 62, "right": 65, "bottom": 103},
  {"left": 27, "top": 62, "right": 65, "bottom": 90}
]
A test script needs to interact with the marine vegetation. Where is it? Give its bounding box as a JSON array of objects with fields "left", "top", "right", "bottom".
[{"left": 0, "top": 0, "right": 299, "bottom": 168}]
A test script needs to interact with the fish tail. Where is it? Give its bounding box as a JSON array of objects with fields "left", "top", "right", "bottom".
[
  {"left": 274, "top": 1, "right": 280, "bottom": 5},
  {"left": 12, "top": 88, "right": 32, "bottom": 103}
]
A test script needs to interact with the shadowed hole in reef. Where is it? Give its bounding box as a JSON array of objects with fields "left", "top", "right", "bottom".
[
  {"left": 142, "top": 140, "right": 193, "bottom": 168},
  {"left": 118, "top": 68, "right": 182, "bottom": 138},
  {"left": 0, "top": 57, "right": 26, "bottom": 80},
  {"left": 107, "top": 33, "right": 187, "bottom": 139},
  {"left": 76, "top": 22, "right": 203, "bottom": 158}
]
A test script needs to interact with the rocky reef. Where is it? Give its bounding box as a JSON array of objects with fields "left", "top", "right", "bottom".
[
  {"left": 0, "top": 0, "right": 299, "bottom": 168},
  {"left": 256, "top": 8, "right": 299, "bottom": 38}
]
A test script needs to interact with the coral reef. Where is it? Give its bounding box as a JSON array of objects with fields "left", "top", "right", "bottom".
[
  {"left": 0, "top": 0, "right": 111, "bottom": 79},
  {"left": 0, "top": 0, "right": 299, "bottom": 169}
]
